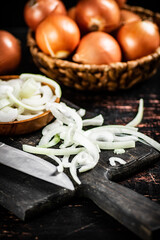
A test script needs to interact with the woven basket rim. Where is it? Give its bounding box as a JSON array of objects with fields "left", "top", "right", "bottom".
[{"left": 27, "top": 4, "right": 160, "bottom": 71}]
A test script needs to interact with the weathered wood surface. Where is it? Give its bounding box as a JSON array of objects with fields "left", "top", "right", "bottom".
[{"left": 1, "top": 98, "right": 160, "bottom": 239}]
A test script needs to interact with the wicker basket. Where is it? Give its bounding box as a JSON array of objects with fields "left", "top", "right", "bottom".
[{"left": 27, "top": 4, "right": 160, "bottom": 91}]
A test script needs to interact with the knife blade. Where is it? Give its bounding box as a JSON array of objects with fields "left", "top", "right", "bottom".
[{"left": 0, "top": 142, "right": 74, "bottom": 191}]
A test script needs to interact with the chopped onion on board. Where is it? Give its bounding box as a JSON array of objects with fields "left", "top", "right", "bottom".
[{"left": 22, "top": 99, "right": 160, "bottom": 186}]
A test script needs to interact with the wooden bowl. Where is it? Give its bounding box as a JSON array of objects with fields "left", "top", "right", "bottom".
[
  {"left": 27, "top": 4, "right": 160, "bottom": 91},
  {"left": 0, "top": 75, "right": 60, "bottom": 136}
]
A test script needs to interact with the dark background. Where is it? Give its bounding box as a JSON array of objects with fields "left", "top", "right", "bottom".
[{"left": 0, "top": 0, "right": 158, "bottom": 28}]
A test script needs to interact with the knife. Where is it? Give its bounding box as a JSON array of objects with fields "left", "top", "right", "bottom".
[{"left": 0, "top": 142, "right": 74, "bottom": 191}]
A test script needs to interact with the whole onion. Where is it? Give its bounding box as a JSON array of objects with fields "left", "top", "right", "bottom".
[
  {"left": 117, "top": 20, "right": 160, "bottom": 60},
  {"left": 35, "top": 13, "right": 80, "bottom": 58},
  {"left": 0, "top": 30, "right": 21, "bottom": 74},
  {"left": 75, "top": 0, "right": 121, "bottom": 34},
  {"left": 72, "top": 31, "right": 122, "bottom": 65},
  {"left": 24, "top": 0, "right": 67, "bottom": 31}
]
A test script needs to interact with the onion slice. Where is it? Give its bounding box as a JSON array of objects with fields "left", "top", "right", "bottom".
[
  {"left": 127, "top": 99, "right": 144, "bottom": 127},
  {"left": 20, "top": 73, "right": 62, "bottom": 98},
  {"left": 7, "top": 90, "right": 45, "bottom": 112},
  {"left": 109, "top": 157, "right": 126, "bottom": 166},
  {"left": 22, "top": 98, "right": 160, "bottom": 186}
]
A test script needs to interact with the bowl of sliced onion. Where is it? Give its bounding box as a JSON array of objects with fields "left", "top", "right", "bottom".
[{"left": 0, "top": 74, "right": 61, "bottom": 135}]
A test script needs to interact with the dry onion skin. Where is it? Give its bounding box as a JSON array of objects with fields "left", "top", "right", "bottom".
[
  {"left": 115, "top": 0, "right": 127, "bottom": 8},
  {"left": 0, "top": 73, "right": 61, "bottom": 122},
  {"left": 24, "top": 0, "right": 67, "bottom": 31},
  {"left": 72, "top": 31, "right": 122, "bottom": 65},
  {"left": 0, "top": 30, "right": 21, "bottom": 75},
  {"left": 35, "top": 13, "right": 80, "bottom": 58},
  {"left": 119, "top": 9, "right": 141, "bottom": 27},
  {"left": 23, "top": 98, "right": 160, "bottom": 186},
  {"left": 117, "top": 20, "right": 160, "bottom": 61},
  {"left": 75, "top": 0, "right": 121, "bottom": 34}
]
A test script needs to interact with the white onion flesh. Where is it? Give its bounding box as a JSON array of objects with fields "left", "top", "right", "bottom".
[
  {"left": 22, "top": 99, "right": 160, "bottom": 186},
  {"left": 126, "top": 99, "right": 144, "bottom": 127},
  {"left": 0, "top": 106, "right": 18, "bottom": 122},
  {"left": 114, "top": 149, "right": 125, "bottom": 154},
  {"left": 0, "top": 74, "right": 61, "bottom": 122},
  {"left": 20, "top": 73, "right": 62, "bottom": 98},
  {"left": 109, "top": 157, "right": 126, "bottom": 166},
  {"left": 82, "top": 114, "right": 104, "bottom": 126}
]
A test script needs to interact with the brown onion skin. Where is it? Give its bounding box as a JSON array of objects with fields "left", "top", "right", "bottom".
[
  {"left": 119, "top": 9, "right": 141, "bottom": 26},
  {"left": 75, "top": 0, "right": 121, "bottom": 34},
  {"left": 72, "top": 31, "right": 122, "bottom": 65},
  {"left": 117, "top": 20, "right": 160, "bottom": 61},
  {"left": 35, "top": 13, "right": 80, "bottom": 58},
  {"left": 67, "top": 6, "right": 76, "bottom": 21},
  {"left": 24, "top": 0, "right": 67, "bottom": 31},
  {"left": 115, "top": 0, "right": 127, "bottom": 8},
  {"left": 0, "top": 31, "right": 21, "bottom": 74}
]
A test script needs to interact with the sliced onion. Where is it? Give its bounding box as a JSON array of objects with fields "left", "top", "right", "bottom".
[
  {"left": 109, "top": 157, "right": 126, "bottom": 166},
  {"left": 49, "top": 102, "right": 83, "bottom": 130},
  {"left": 22, "top": 98, "right": 160, "bottom": 186},
  {"left": 20, "top": 78, "right": 40, "bottom": 98},
  {"left": 0, "top": 106, "right": 18, "bottom": 122},
  {"left": 77, "top": 108, "right": 86, "bottom": 117},
  {"left": 62, "top": 156, "right": 71, "bottom": 168},
  {"left": 95, "top": 140, "right": 135, "bottom": 150},
  {"left": 42, "top": 119, "right": 63, "bottom": 136},
  {"left": 7, "top": 90, "right": 45, "bottom": 112},
  {"left": 23, "top": 144, "right": 84, "bottom": 156},
  {"left": 0, "top": 74, "right": 60, "bottom": 122},
  {"left": 17, "top": 112, "right": 44, "bottom": 121},
  {"left": 0, "top": 98, "right": 10, "bottom": 109},
  {"left": 114, "top": 149, "right": 125, "bottom": 154},
  {"left": 127, "top": 99, "right": 144, "bottom": 127},
  {"left": 20, "top": 74, "right": 61, "bottom": 98},
  {"left": 22, "top": 95, "right": 43, "bottom": 107},
  {"left": 0, "top": 85, "right": 13, "bottom": 99},
  {"left": 69, "top": 153, "right": 82, "bottom": 185},
  {"left": 22, "top": 85, "right": 54, "bottom": 106},
  {"left": 38, "top": 134, "right": 60, "bottom": 148},
  {"left": 119, "top": 129, "right": 160, "bottom": 152},
  {"left": 60, "top": 126, "right": 75, "bottom": 148},
  {"left": 38, "top": 126, "right": 68, "bottom": 146},
  {"left": 47, "top": 155, "right": 64, "bottom": 173},
  {"left": 82, "top": 114, "right": 104, "bottom": 126},
  {"left": 73, "top": 130, "right": 100, "bottom": 163},
  {"left": 86, "top": 130, "right": 114, "bottom": 142}
]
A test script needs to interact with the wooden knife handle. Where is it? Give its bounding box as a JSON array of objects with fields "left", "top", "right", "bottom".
[{"left": 79, "top": 175, "right": 160, "bottom": 240}]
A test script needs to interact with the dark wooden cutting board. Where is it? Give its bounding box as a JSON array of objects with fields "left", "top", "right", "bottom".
[{"left": 0, "top": 99, "right": 160, "bottom": 240}]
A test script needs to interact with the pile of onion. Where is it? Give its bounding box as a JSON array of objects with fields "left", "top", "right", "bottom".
[{"left": 24, "top": 0, "right": 160, "bottom": 64}]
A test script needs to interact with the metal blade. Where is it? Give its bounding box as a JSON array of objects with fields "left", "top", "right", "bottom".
[{"left": 0, "top": 142, "right": 74, "bottom": 191}]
